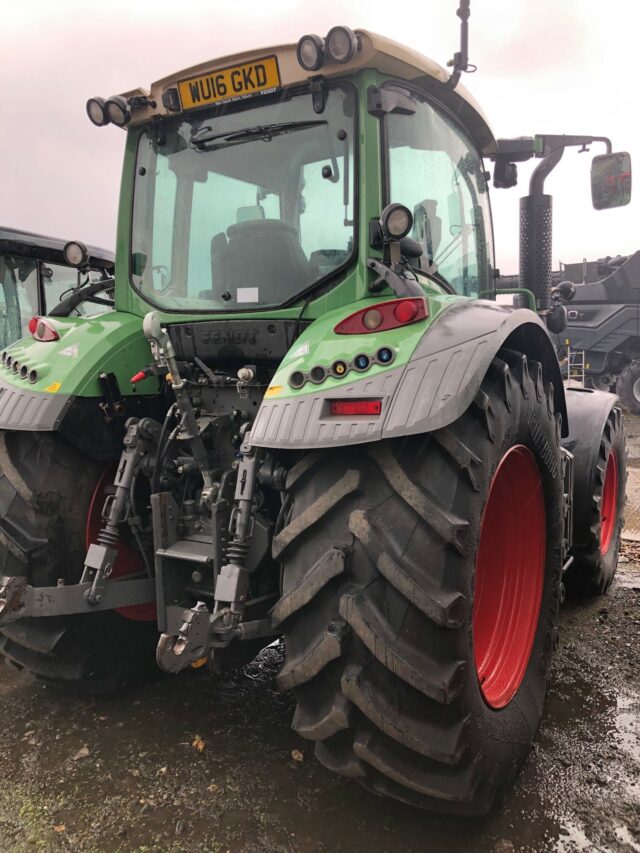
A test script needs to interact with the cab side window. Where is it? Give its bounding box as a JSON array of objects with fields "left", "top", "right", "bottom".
[
  {"left": 386, "top": 94, "right": 493, "bottom": 296},
  {"left": 0, "top": 254, "right": 38, "bottom": 346}
]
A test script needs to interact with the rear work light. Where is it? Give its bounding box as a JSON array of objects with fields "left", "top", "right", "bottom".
[
  {"left": 30, "top": 317, "right": 59, "bottom": 342},
  {"left": 334, "top": 298, "right": 427, "bottom": 334},
  {"left": 329, "top": 399, "right": 382, "bottom": 417}
]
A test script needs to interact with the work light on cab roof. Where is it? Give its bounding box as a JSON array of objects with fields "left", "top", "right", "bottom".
[
  {"left": 105, "top": 95, "right": 131, "bottom": 127},
  {"left": 296, "top": 26, "right": 359, "bottom": 71},
  {"left": 85, "top": 97, "right": 109, "bottom": 127},
  {"left": 86, "top": 93, "right": 156, "bottom": 127},
  {"left": 63, "top": 240, "right": 89, "bottom": 268}
]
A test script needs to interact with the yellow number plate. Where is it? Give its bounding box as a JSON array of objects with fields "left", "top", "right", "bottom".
[{"left": 178, "top": 56, "right": 280, "bottom": 111}]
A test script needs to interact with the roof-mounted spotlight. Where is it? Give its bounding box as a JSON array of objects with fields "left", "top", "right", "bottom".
[
  {"left": 63, "top": 240, "right": 89, "bottom": 268},
  {"left": 296, "top": 34, "right": 325, "bottom": 71},
  {"left": 86, "top": 97, "right": 109, "bottom": 127},
  {"left": 325, "top": 26, "right": 359, "bottom": 64},
  {"left": 105, "top": 95, "right": 131, "bottom": 127},
  {"left": 379, "top": 203, "right": 413, "bottom": 240}
]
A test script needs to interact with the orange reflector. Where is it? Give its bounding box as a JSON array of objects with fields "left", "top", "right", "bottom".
[{"left": 329, "top": 399, "right": 382, "bottom": 416}]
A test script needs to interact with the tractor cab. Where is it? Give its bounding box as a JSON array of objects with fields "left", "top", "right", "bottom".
[{"left": 86, "top": 28, "right": 497, "bottom": 327}]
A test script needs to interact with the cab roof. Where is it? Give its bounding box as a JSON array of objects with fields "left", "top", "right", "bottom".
[
  {"left": 0, "top": 227, "right": 114, "bottom": 270},
  {"left": 121, "top": 29, "right": 496, "bottom": 154}
]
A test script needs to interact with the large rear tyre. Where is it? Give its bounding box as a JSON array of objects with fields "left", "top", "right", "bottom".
[
  {"left": 0, "top": 431, "right": 158, "bottom": 693},
  {"left": 616, "top": 359, "right": 640, "bottom": 414},
  {"left": 274, "top": 352, "right": 564, "bottom": 814},
  {"left": 564, "top": 407, "right": 626, "bottom": 596}
]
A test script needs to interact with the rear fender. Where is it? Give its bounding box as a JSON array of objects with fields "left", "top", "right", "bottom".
[{"left": 382, "top": 300, "right": 567, "bottom": 439}]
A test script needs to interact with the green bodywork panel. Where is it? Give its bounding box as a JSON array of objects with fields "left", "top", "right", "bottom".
[
  {"left": 265, "top": 292, "right": 461, "bottom": 399},
  {"left": 0, "top": 289, "right": 463, "bottom": 401},
  {"left": 1, "top": 313, "right": 158, "bottom": 398}
]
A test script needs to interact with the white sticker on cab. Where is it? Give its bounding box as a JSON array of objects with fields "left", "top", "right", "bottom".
[{"left": 236, "top": 288, "right": 259, "bottom": 303}]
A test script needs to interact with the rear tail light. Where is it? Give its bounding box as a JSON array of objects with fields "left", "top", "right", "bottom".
[
  {"left": 329, "top": 399, "right": 382, "bottom": 416},
  {"left": 30, "top": 317, "right": 59, "bottom": 342},
  {"left": 334, "top": 298, "right": 427, "bottom": 334}
]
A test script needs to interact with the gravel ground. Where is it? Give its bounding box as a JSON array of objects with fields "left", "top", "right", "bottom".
[{"left": 0, "top": 421, "right": 638, "bottom": 852}]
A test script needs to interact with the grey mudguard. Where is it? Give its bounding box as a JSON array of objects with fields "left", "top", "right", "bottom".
[
  {"left": 251, "top": 300, "right": 567, "bottom": 449},
  {"left": 0, "top": 373, "right": 73, "bottom": 431}
]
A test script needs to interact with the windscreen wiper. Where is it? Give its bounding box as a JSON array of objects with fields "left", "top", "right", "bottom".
[{"left": 190, "top": 120, "right": 327, "bottom": 150}]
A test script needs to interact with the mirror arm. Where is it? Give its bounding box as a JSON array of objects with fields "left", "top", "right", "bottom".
[
  {"left": 536, "top": 134, "right": 612, "bottom": 156},
  {"left": 529, "top": 135, "right": 614, "bottom": 196},
  {"left": 591, "top": 136, "right": 612, "bottom": 154}
]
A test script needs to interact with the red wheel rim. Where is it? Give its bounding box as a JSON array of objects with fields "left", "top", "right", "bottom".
[
  {"left": 600, "top": 450, "right": 619, "bottom": 555},
  {"left": 86, "top": 467, "right": 156, "bottom": 622},
  {"left": 473, "top": 445, "right": 545, "bottom": 709}
]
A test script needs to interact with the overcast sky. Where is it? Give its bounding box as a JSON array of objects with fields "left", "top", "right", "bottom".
[{"left": 1, "top": 0, "right": 637, "bottom": 273}]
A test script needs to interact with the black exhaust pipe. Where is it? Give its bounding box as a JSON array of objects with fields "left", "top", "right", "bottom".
[{"left": 519, "top": 146, "right": 564, "bottom": 312}]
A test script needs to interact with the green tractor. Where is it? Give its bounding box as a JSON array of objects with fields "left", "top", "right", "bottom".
[{"left": 0, "top": 7, "right": 631, "bottom": 814}]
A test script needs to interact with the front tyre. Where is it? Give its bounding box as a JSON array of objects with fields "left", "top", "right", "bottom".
[{"left": 274, "top": 352, "right": 564, "bottom": 814}]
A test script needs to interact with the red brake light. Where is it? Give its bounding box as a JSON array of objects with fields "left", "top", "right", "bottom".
[
  {"left": 31, "top": 318, "right": 59, "bottom": 342},
  {"left": 334, "top": 298, "right": 427, "bottom": 334},
  {"left": 329, "top": 399, "right": 382, "bottom": 417},
  {"left": 394, "top": 300, "right": 419, "bottom": 323}
]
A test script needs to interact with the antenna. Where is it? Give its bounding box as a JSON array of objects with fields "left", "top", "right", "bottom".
[{"left": 446, "top": 0, "right": 476, "bottom": 89}]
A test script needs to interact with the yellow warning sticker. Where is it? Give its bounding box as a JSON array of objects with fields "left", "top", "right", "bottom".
[
  {"left": 45, "top": 382, "right": 61, "bottom": 393},
  {"left": 264, "top": 385, "right": 283, "bottom": 398}
]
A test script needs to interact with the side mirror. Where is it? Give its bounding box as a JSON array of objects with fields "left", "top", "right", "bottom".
[
  {"left": 591, "top": 152, "right": 632, "bottom": 210},
  {"left": 546, "top": 304, "right": 568, "bottom": 334}
]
